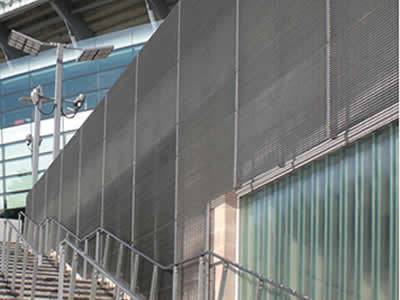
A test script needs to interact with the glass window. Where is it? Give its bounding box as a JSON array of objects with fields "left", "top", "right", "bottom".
[
  {"left": 39, "top": 136, "right": 53, "bottom": 153},
  {"left": 31, "top": 67, "right": 55, "bottom": 86},
  {"left": 3, "top": 107, "right": 33, "bottom": 128},
  {"left": 99, "top": 48, "right": 134, "bottom": 71},
  {"left": 6, "top": 192, "right": 27, "bottom": 209},
  {"left": 1, "top": 90, "right": 32, "bottom": 112},
  {"left": 63, "top": 60, "right": 98, "bottom": 80},
  {"left": 64, "top": 131, "right": 76, "bottom": 145},
  {"left": 63, "top": 73, "right": 97, "bottom": 97},
  {"left": 5, "top": 157, "right": 31, "bottom": 176},
  {"left": 0, "top": 196, "right": 4, "bottom": 210},
  {"left": 1, "top": 74, "right": 30, "bottom": 94},
  {"left": 239, "top": 122, "right": 398, "bottom": 300},
  {"left": 4, "top": 142, "right": 31, "bottom": 160},
  {"left": 98, "top": 67, "right": 124, "bottom": 89},
  {"left": 39, "top": 153, "right": 53, "bottom": 170},
  {"left": 6, "top": 174, "right": 31, "bottom": 193}
]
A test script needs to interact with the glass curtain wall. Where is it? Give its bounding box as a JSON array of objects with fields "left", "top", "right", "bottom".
[{"left": 239, "top": 122, "right": 398, "bottom": 300}]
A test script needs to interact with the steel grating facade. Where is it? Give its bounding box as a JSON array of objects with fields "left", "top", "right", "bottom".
[{"left": 26, "top": 0, "right": 398, "bottom": 297}]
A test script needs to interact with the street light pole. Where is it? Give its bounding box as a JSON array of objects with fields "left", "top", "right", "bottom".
[
  {"left": 53, "top": 44, "right": 64, "bottom": 159},
  {"left": 32, "top": 103, "right": 41, "bottom": 184}
]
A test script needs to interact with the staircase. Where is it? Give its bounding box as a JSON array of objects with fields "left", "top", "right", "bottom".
[{"left": 0, "top": 242, "right": 115, "bottom": 299}]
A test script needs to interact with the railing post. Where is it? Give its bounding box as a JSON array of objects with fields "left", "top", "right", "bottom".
[
  {"left": 2, "top": 220, "right": 7, "bottom": 273},
  {"left": 95, "top": 231, "right": 100, "bottom": 262},
  {"left": 44, "top": 221, "right": 49, "bottom": 255},
  {"left": 198, "top": 256, "right": 205, "bottom": 300},
  {"left": 149, "top": 265, "right": 159, "bottom": 300},
  {"left": 57, "top": 244, "right": 66, "bottom": 300},
  {"left": 20, "top": 244, "right": 28, "bottom": 297},
  {"left": 114, "top": 244, "right": 124, "bottom": 299},
  {"left": 68, "top": 251, "right": 78, "bottom": 300},
  {"left": 255, "top": 279, "right": 263, "bottom": 300},
  {"left": 102, "top": 234, "right": 110, "bottom": 269},
  {"left": 83, "top": 239, "right": 89, "bottom": 278},
  {"left": 30, "top": 256, "right": 38, "bottom": 300},
  {"left": 11, "top": 236, "right": 19, "bottom": 291},
  {"left": 172, "top": 265, "right": 180, "bottom": 300},
  {"left": 18, "top": 213, "right": 21, "bottom": 233},
  {"left": 4, "top": 225, "right": 12, "bottom": 277},
  {"left": 38, "top": 224, "right": 43, "bottom": 254},
  {"left": 90, "top": 269, "right": 98, "bottom": 300},
  {"left": 130, "top": 253, "right": 139, "bottom": 291},
  {"left": 217, "top": 264, "right": 228, "bottom": 300}
]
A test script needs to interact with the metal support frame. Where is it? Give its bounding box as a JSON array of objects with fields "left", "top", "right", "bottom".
[
  {"left": 198, "top": 256, "right": 206, "bottom": 300},
  {"left": 11, "top": 236, "right": 19, "bottom": 291},
  {"left": 147, "top": 0, "right": 169, "bottom": 19},
  {"left": 20, "top": 245, "right": 28, "bottom": 296},
  {"left": 49, "top": 0, "right": 93, "bottom": 41},
  {"left": 83, "top": 239, "right": 88, "bottom": 278},
  {"left": 172, "top": 266, "right": 180, "bottom": 300},
  {"left": 32, "top": 104, "right": 41, "bottom": 184},
  {"left": 53, "top": 43, "right": 64, "bottom": 160},
  {"left": 90, "top": 269, "right": 98, "bottom": 300}
]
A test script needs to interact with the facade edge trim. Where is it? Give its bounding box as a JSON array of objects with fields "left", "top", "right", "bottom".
[{"left": 236, "top": 103, "right": 399, "bottom": 198}]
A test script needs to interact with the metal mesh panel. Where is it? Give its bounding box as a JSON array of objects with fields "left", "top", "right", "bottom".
[
  {"left": 31, "top": 171, "right": 47, "bottom": 223},
  {"left": 135, "top": 7, "right": 178, "bottom": 269},
  {"left": 237, "top": 0, "right": 328, "bottom": 184},
  {"left": 330, "top": 0, "right": 398, "bottom": 134},
  {"left": 46, "top": 156, "right": 61, "bottom": 220},
  {"left": 60, "top": 130, "right": 80, "bottom": 233},
  {"left": 78, "top": 100, "right": 104, "bottom": 237},
  {"left": 178, "top": 0, "right": 235, "bottom": 261},
  {"left": 103, "top": 62, "right": 136, "bottom": 243}
]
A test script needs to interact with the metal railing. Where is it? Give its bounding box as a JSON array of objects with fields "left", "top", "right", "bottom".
[{"left": 17, "top": 212, "right": 311, "bottom": 300}]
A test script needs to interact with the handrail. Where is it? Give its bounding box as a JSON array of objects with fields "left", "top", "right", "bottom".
[
  {"left": 19, "top": 212, "right": 311, "bottom": 299},
  {"left": 5, "top": 219, "right": 39, "bottom": 257},
  {"left": 19, "top": 212, "right": 168, "bottom": 270},
  {"left": 60, "top": 239, "right": 140, "bottom": 300}
]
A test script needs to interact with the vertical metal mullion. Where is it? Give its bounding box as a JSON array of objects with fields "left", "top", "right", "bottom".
[
  {"left": 338, "top": 151, "right": 344, "bottom": 299},
  {"left": 56, "top": 152, "right": 64, "bottom": 249},
  {"left": 342, "top": 149, "right": 349, "bottom": 299},
  {"left": 389, "top": 124, "right": 396, "bottom": 299},
  {"left": 325, "top": 0, "right": 332, "bottom": 138},
  {"left": 1, "top": 129, "right": 7, "bottom": 210},
  {"left": 358, "top": 141, "right": 365, "bottom": 300},
  {"left": 76, "top": 129, "right": 83, "bottom": 238},
  {"left": 310, "top": 162, "right": 316, "bottom": 299},
  {"left": 323, "top": 156, "right": 330, "bottom": 300},
  {"left": 276, "top": 182, "right": 282, "bottom": 300},
  {"left": 353, "top": 142, "right": 360, "bottom": 300},
  {"left": 233, "top": 0, "right": 240, "bottom": 189},
  {"left": 371, "top": 133, "right": 377, "bottom": 299},
  {"left": 173, "top": 2, "right": 182, "bottom": 295},
  {"left": 374, "top": 133, "right": 382, "bottom": 299},
  {"left": 100, "top": 95, "right": 108, "bottom": 228}
]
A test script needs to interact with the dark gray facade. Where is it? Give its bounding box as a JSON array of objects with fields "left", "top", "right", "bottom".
[{"left": 27, "top": 0, "right": 398, "bottom": 297}]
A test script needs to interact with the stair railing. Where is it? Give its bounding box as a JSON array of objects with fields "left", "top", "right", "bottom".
[
  {"left": 18, "top": 212, "right": 312, "bottom": 300},
  {"left": 1, "top": 219, "right": 41, "bottom": 300}
]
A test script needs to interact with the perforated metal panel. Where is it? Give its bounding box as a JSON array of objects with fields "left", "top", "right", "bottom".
[
  {"left": 330, "top": 0, "right": 398, "bottom": 135},
  {"left": 60, "top": 130, "right": 80, "bottom": 233},
  {"left": 31, "top": 171, "right": 47, "bottom": 224},
  {"left": 103, "top": 63, "right": 136, "bottom": 243},
  {"left": 178, "top": 0, "right": 235, "bottom": 262},
  {"left": 237, "top": 0, "right": 328, "bottom": 184},
  {"left": 78, "top": 101, "right": 104, "bottom": 237}
]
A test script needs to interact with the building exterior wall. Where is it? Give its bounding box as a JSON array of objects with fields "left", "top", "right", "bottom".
[{"left": 26, "top": 0, "right": 398, "bottom": 298}]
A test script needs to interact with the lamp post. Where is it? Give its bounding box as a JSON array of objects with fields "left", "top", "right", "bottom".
[
  {"left": 8, "top": 30, "right": 114, "bottom": 159},
  {"left": 20, "top": 88, "right": 86, "bottom": 185}
]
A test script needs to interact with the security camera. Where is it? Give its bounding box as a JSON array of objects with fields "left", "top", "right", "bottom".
[
  {"left": 25, "top": 134, "right": 33, "bottom": 147},
  {"left": 73, "top": 94, "right": 85, "bottom": 110},
  {"left": 30, "top": 86, "right": 43, "bottom": 105}
]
